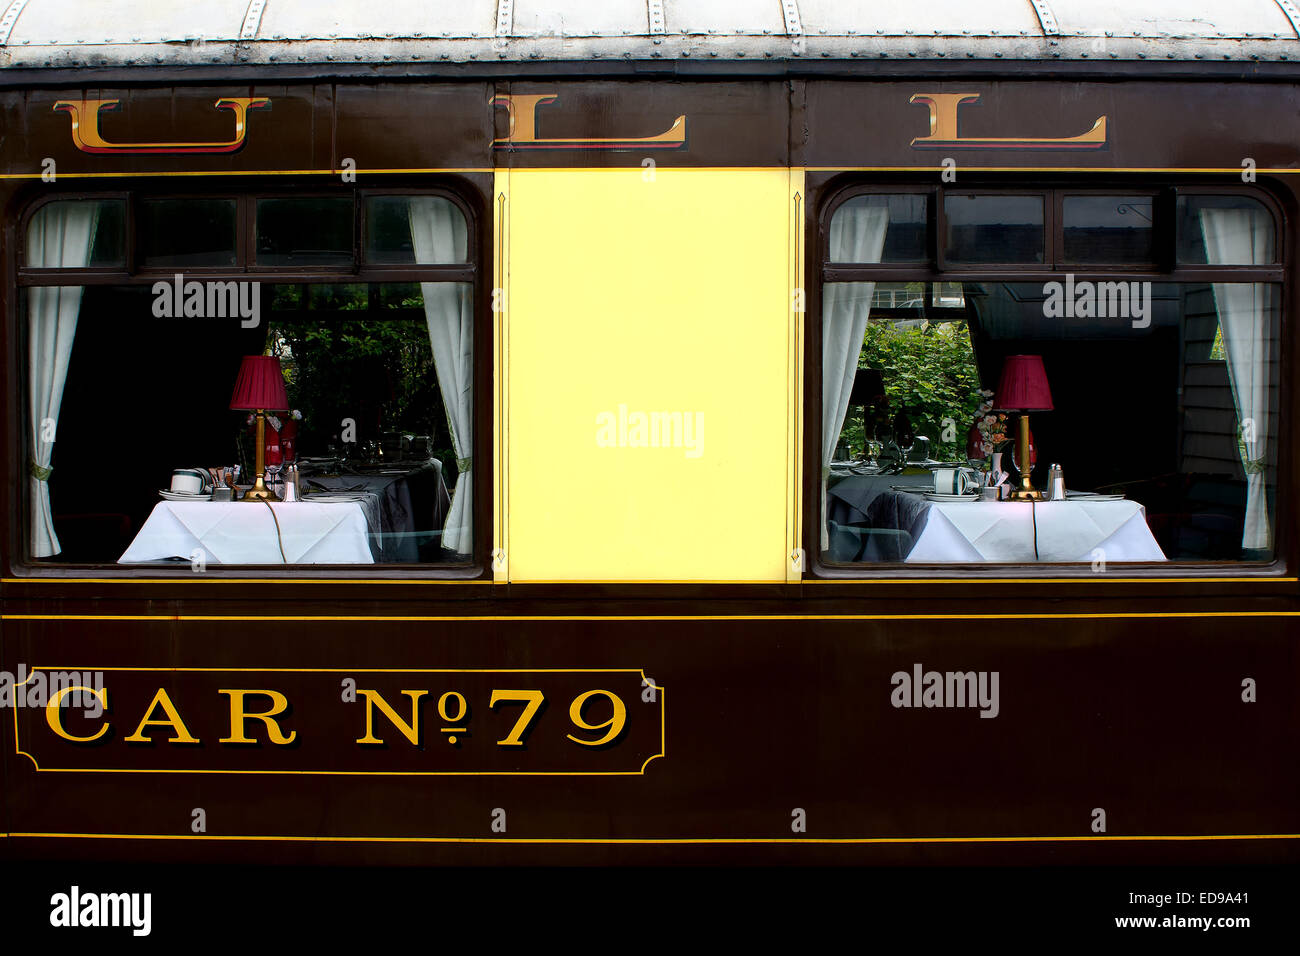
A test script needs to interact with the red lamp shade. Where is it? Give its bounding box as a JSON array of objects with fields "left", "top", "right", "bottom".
[
  {"left": 229, "top": 356, "right": 289, "bottom": 411},
  {"left": 994, "top": 355, "right": 1054, "bottom": 411}
]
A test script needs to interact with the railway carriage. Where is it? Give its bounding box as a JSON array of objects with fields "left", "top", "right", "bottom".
[{"left": 0, "top": 1, "right": 1297, "bottom": 869}]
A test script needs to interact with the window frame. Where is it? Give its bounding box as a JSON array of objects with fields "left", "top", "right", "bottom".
[
  {"left": 9, "top": 181, "right": 490, "bottom": 579},
  {"left": 808, "top": 178, "right": 1289, "bottom": 580}
]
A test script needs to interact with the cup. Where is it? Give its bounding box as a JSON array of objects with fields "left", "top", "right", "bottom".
[
  {"left": 933, "top": 467, "right": 978, "bottom": 495},
  {"left": 980, "top": 486, "right": 999, "bottom": 501},
  {"left": 170, "top": 472, "right": 202, "bottom": 494}
]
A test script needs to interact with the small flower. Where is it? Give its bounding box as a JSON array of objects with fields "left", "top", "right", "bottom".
[{"left": 291, "top": 409, "right": 303, "bottom": 420}]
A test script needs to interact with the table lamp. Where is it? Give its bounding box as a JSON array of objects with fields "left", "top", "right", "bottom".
[
  {"left": 994, "top": 354, "right": 1053, "bottom": 501},
  {"left": 230, "top": 355, "right": 289, "bottom": 502}
]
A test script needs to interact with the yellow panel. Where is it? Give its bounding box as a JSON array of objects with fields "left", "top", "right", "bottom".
[{"left": 504, "top": 168, "right": 796, "bottom": 582}]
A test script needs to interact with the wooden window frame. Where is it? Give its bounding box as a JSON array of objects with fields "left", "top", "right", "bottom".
[
  {"left": 808, "top": 179, "right": 1288, "bottom": 580},
  {"left": 8, "top": 181, "right": 490, "bottom": 579}
]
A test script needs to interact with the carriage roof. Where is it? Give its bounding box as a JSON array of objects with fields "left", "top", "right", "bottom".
[{"left": 0, "top": 1, "right": 1294, "bottom": 71}]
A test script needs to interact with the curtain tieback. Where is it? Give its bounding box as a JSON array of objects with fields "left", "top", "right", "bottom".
[
  {"left": 456, "top": 456, "right": 472, "bottom": 472},
  {"left": 30, "top": 460, "right": 53, "bottom": 482},
  {"left": 1238, "top": 440, "right": 1267, "bottom": 475}
]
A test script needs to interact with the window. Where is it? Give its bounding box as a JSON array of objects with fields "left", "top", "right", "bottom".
[
  {"left": 944, "top": 193, "right": 1045, "bottom": 264},
  {"left": 19, "top": 191, "right": 477, "bottom": 568},
  {"left": 820, "top": 186, "right": 1281, "bottom": 568}
]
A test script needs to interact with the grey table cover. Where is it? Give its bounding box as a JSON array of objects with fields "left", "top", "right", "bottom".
[{"left": 299, "top": 460, "right": 451, "bottom": 562}]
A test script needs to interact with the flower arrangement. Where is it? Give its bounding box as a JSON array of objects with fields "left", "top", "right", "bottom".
[
  {"left": 972, "top": 390, "right": 1012, "bottom": 458},
  {"left": 246, "top": 409, "right": 303, "bottom": 433}
]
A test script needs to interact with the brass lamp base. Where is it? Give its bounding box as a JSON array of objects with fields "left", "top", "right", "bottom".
[
  {"left": 241, "top": 408, "right": 281, "bottom": 502},
  {"left": 241, "top": 475, "right": 280, "bottom": 502},
  {"left": 1009, "top": 412, "right": 1041, "bottom": 501}
]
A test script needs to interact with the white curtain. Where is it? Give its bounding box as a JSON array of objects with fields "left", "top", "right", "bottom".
[
  {"left": 820, "top": 202, "right": 889, "bottom": 548},
  {"left": 27, "top": 203, "right": 99, "bottom": 557},
  {"left": 1200, "top": 208, "right": 1274, "bottom": 551},
  {"left": 409, "top": 197, "right": 474, "bottom": 554}
]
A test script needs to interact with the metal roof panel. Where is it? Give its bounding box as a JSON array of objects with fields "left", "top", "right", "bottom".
[
  {"left": 663, "top": 0, "right": 785, "bottom": 36},
  {"left": 797, "top": 0, "right": 1044, "bottom": 38},
  {"left": 512, "top": 0, "right": 649, "bottom": 38},
  {"left": 257, "top": 0, "right": 496, "bottom": 41},
  {"left": 1051, "top": 0, "right": 1295, "bottom": 37},
  {"left": 7, "top": 0, "right": 250, "bottom": 45}
]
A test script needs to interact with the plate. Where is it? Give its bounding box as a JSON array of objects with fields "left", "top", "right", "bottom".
[
  {"left": 924, "top": 493, "right": 981, "bottom": 502},
  {"left": 159, "top": 489, "right": 212, "bottom": 502},
  {"left": 1065, "top": 492, "right": 1126, "bottom": 501},
  {"left": 891, "top": 485, "right": 934, "bottom": 493}
]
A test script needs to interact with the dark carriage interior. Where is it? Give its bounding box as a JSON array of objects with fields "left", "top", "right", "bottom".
[{"left": 45, "top": 283, "right": 462, "bottom": 564}]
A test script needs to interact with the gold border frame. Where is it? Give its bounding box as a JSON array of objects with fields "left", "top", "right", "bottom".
[{"left": 11, "top": 666, "right": 665, "bottom": 776}]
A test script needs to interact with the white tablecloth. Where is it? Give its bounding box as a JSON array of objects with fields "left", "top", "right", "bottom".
[
  {"left": 119, "top": 501, "right": 374, "bottom": 564},
  {"left": 906, "top": 497, "right": 1167, "bottom": 563}
]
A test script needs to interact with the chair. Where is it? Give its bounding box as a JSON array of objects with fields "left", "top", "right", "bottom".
[{"left": 826, "top": 521, "right": 914, "bottom": 563}]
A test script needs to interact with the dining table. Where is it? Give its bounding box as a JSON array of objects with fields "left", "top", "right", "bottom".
[
  {"left": 297, "top": 459, "right": 451, "bottom": 562},
  {"left": 118, "top": 499, "right": 374, "bottom": 565},
  {"left": 860, "top": 489, "right": 1168, "bottom": 563}
]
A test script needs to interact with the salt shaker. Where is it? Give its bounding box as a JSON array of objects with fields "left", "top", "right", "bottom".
[
  {"left": 1047, "top": 463, "right": 1065, "bottom": 501},
  {"left": 281, "top": 464, "right": 299, "bottom": 502}
]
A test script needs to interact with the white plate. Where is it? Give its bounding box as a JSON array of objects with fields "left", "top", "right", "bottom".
[
  {"left": 924, "top": 493, "right": 981, "bottom": 502},
  {"left": 891, "top": 485, "right": 934, "bottom": 493},
  {"left": 1065, "top": 492, "right": 1125, "bottom": 501},
  {"left": 159, "top": 490, "right": 212, "bottom": 501}
]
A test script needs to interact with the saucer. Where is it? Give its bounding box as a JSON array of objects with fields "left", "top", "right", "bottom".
[{"left": 159, "top": 489, "right": 213, "bottom": 501}]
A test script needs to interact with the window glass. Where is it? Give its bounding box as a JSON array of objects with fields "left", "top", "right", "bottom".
[
  {"left": 944, "top": 195, "right": 1044, "bottom": 264},
  {"left": 25, "top": 200, "right": 126, "bottom": 268},
  {"left": 25, "top": 279, "right": 472, "bottom": 565},
  {"left": 1062, "top": 195, "right": 1154, "bottom": 264},
  {"left": 256, "top": 198, "right": 353, "bottom": 267},
  {"left": 829, "top": 194, "right": 927, "bottom": 263},
  {"left": 365, "top": 196, "right": 468, "bottom": 264},
  {"left": 822, "top": 279, "right": 1279, "bottom": 565},
  {"left": 139, "top": 199, "right": 237, "bottom": 268},
  {"left": 1177, "top": 195, "right": 1276, "bottom": 265}
]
